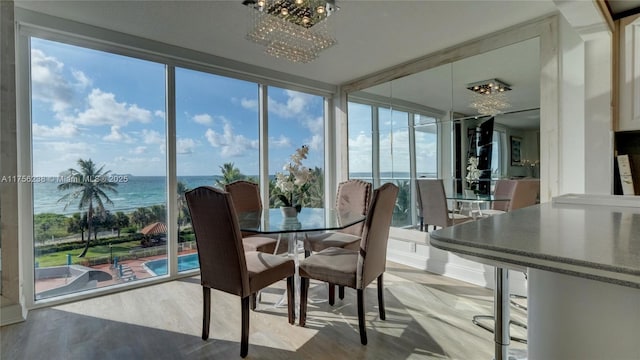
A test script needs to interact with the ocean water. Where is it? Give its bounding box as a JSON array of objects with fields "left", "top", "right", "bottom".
[{"left": 33, "top": 176, "right": 218, "bottom": 215}]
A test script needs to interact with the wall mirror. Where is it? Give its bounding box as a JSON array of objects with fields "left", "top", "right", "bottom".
[{"left": 346, "top": 37, "right": 540, "bottom": 227}]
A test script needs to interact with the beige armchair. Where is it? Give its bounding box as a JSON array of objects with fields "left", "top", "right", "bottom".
[
  {"left": 298, "top": 183, "right": 399, "bottom": 345},
  {"left": 185, "top": 186, "right": 295, "bottom": 358}
]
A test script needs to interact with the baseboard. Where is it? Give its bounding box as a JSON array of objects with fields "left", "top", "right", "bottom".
[
  {"left": 387, "top": 229, "right": 528, "bottom": 296},
  {"left": 387, "top": 248, "right": 493, "bottom": 288},
  {"left": 1, "top": 296, "right": 26, "bottom": 326}
]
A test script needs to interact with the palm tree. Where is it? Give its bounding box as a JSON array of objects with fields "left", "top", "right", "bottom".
[
  {"left": 67, "top": 213, "right": 87, "bottom": 243},
  {"left": 57, "top": 158, "right": 118, "bottom": 257},
  {"left": 215, "top": 162, "right": 244, "bottom": 188},
  {"left": 131, "top": 207, "right": 152, "bottom": 228},
  {"left": 114, "top": 211, "right": 129, "bottom": 237},
  {"left": 177, "top": 181, "right": 190, "bottom": 232}
]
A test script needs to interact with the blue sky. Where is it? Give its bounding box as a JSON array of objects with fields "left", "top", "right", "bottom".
[
  {"left": 30, "top": 36, "right": 436, "bottom": 179},
  {"left": 30, "top": 37, "right": 325, "bottom": 177}
]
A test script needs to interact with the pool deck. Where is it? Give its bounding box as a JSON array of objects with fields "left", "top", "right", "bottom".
[{"left": 35, "top": 249, "right": 197, "bottom": 294}]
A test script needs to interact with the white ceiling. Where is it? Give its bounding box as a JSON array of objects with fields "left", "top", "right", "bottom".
[{"left": 15, "top": 0, "right": 558, "bottom": 86}]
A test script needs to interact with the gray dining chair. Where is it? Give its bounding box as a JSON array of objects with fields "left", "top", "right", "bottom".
[
  {"left": 225, "top": 180, "right": 286, "bottom": 254},
  {"left": 185, "top": 186, "right": 295, "bottom": 358},
  {"left": 298, "top": 183, "right": 399, "bottom": 345},
  {"left": 303, "top": 179, "right": 372, "bottom": 303},
  {"left": 416, "top": 179, "right": 472, "bottom": 231},
  {"left": 481, "top": 179, "right": 517, "bottom": 216}
]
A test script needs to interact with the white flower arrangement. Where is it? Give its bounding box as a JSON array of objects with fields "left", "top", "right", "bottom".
[
  {"left": 466, "top": 156, "right": 481, "bottom": 190},
  {"left": 275, "top": 145, "right": 314, "bottom": 211}
]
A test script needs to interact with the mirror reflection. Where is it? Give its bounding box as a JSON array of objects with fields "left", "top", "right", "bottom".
[{"left": 347, "top": 37, "right": 540, "bottom": 228}]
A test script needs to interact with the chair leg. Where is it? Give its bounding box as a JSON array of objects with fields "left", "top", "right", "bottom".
[
  {"left": 328, "top": 283, "right": 335, "bottom": 306},
  {"left": 357, "top": 289, "right": 367, "bottom": 345},
  {"left": 287, "top": 276, "right": 295, "bottom": 324},
  {"left": 377, "top": 274, "right": 385, "bottom": 320},
  {"left": 338, "top": 285, "right": 345, "bottom": 300},
  {"left": 299, "top": 277, "right": 309, "bottom": 327},
  {"left": 304, "top": 250, "right": 311, "bottom": 258},
  {"left": 202, "top": 287, "right": 211, "bottom": 340},
  {"left": 250, "top": 293, "right": 257, "bottom": 311},
  {"left": 241, "top": 297, "right": 249, "bottom": 358}
]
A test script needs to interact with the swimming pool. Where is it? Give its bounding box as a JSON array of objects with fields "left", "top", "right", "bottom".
[{"left": 143, "top": 253, "right": 200, "bottom": 275}]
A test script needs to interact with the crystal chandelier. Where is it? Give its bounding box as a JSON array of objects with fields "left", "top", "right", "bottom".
[
  {"left": 467, "top": 79, "right": 512, "bottom": 115},
  {"left": 243, "top": 0, "right": 338, "bottom": 63}
]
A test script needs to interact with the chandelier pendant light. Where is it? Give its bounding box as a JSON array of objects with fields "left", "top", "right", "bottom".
[
  {"left": 467, "top": 79, "right": 512, "bottom": 115},
  {"left": 243, "top": 0, "right": 338, "bottom": 63}
]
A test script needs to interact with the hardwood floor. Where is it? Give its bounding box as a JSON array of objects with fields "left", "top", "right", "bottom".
[{"left": 1, "top": 262, "right": 526, "bottom": 359}]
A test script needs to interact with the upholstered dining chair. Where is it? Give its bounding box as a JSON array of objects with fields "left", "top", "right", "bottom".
[
  {"left": 304, "top": 179, "right": 372, "bottom": 254},
  {"left": 416, "top": 179, "right": 472, "bottom": 231},
  {"left": 303, "top": 179, "right": 372, "bottom": 303},
  {"left": 185, "top": 186, "right": 295, "bottom": 358},
  {"left": 480, "top": 179, "right": 517, "bottom": 216},
  {"left": 225, "top": 180, "right": 285, "bottom": 254},
  {"left": 508, "top": 179, "right": 540, "bottom": 211},
  {"left": 298, "top": 182, "right": 399, "bottom": 345}
]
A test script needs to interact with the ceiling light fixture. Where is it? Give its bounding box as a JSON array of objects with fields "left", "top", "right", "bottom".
[
  {"left": 467, "top": 79, "right": 512, "bottom": 115},
  {"left": 243, "top": 0, "right": 338, "bottom": 63}
]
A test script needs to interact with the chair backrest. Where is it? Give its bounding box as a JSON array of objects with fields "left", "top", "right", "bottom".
[
  {"left": 416, "top": 179, "right": 451, "bottom": 228},
  {"left": 185, "top": 186, "right": 250, "bottom": 297},
  {"left": 336, "top": 179, "right": 373, "bottom": 237},
  {"left": 225, "top": 180, "right": 263, "bottom": 237},
  {"left": 224, "top": 180, "right": 262, "bottom": 213},
  {"left": 491, "top": 179, "right": 517, "bottom": 211},
  {"left": 509, "top": 179, "right": 540, "bottom": 211},
  {"left": 356, "top": 183, "right": 399, "bottom": 289}
]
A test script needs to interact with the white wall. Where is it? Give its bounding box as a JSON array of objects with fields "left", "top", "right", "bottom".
[
  {"left": 554, "top": 0, "right": 613, "bottom": 195},
  {"left": 558, "top": 15, "right": 587, "bottom": 194}
]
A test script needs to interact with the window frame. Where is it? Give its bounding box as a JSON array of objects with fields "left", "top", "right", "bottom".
[{"left": 16, "top": 12, "right": 334, "bottom": 308}]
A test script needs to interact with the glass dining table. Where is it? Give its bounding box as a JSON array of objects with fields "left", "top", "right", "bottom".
[
  {"left": 237, "top": 208, "right": 366, "bottom": 311},
  {"left": 447, "top": 194, "right": 511, "bottom": 218}
]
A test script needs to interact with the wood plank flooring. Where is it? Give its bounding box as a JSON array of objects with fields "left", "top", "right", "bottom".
[{"left": 1, "top": 262, "right": 526, "bottom": 359}]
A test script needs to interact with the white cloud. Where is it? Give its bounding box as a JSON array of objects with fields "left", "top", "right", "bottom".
[
  {"left": 72, "top": 70, "right": 91, "bottom": 89},
  {"left": 154, "top": 110, "right": 165, "bottom": 118},
  {"left": 267, "top": 90, "right": 313, "bottom": 118},
  {"left": 142, "top": 129, "right": 164, "bottom": 145},
  {"left": 193, "top": 113, "right": 213, "bottom": 125},
  {"left": 269, "top": 135, "right": 291, "bottom": 148},
  {"left": 378, "top": 130, "right": 411, "bottom": 172},
  {"left": 103, "top": 125, "right": 133, "bottom": 143},
  {"left": 348, "top": 133, "right": 373, "bottom": 173},
  {"left": 308, "top": 134, "right": 323, "bottom": 151},
  {"left": 47, "top": 141, "right": 94, "bottom": 162},
  {"left": 30, "top": 49, "right": 74, "bottom": 112},
  {"left": 177, "top": 138, "right": 196, "bottom": 154},
  {"left": 32, "top": 122, "right": 78, "bottom": 138},
  {"left": 240, "top": 98, "right": 258, "bottom": 111},
  {"left": 305, "top": 115, "right": 324, "bottom": 135},
  {"left": 205, "top": 121, "right": 258, "bottom": 157},
  {"left": 70, "top": 89, "right": 152, "bottom": 126},
  {"left": 130, "top": 146, "right": 147, "bottom": 155}
]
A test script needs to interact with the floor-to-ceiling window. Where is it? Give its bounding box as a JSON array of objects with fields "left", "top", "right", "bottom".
[
  {"left": 348, "top": 100, "right": 440, "bottom": 228},
  {"left": 347, "top": 102, "right": 374, "bottom": 183},
  {"left": 267, "top": 87, "right": 325, "bottom": 209},
  {"left": 30, "top": 38, "right": 168, "bottom": 299},
  {"left": 24, "top": 34, "right": 329, "bottom": 302},
  {"left": 175, "top": 68, "right": 259, "bottom": 272}
]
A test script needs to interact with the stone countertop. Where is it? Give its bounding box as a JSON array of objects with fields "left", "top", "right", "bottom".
[{"left": 429, "top": 194, "right": 640, "bottom": 288}]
